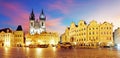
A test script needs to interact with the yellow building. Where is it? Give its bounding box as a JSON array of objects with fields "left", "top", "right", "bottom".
[
  {"left": 87, "top": 20, "right": 100, "bottom": 48},
  {"left": 0, "top": 25, "right": 24, "bottom": 47},
  {"left": 0, "top": 28, "right": 14, "bottom": 47},
  {"left": 61, "top": 20, "right": 114, "bottom": 48},
  {"left": 25, "top": 32, "right": 59, "bottom": 46},
  {"left": 77, "top": 20, "right": 87, "bottom": 48},
  {"left": 99, "top": 22, "right": 113, "bottom": 47},
  {"left": 69, "top": 22, "right": 77, "bottom": 44},
  {"left": 14, "top": 25, "right": 24, "bottom": 47},
  {"left": 61, "top": 27, "right": 70, "bottom": 43}
]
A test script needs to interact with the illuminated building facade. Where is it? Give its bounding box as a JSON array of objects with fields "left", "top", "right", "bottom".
[
  {"left": 25, "top": 32, "right": 59, "bottom": 46},
  {"left": 87, "top": 20, "right": 100, "bottom": 48},
  {"left": 62, "top": 20, "right": 114, "bottom": 48},
  {"left": 99, "top": 22, "right": 113, "bottom": 47},
  {"left": 26, "top": 10, "right": 59, "bottom": 46},
  {"left": 61, "top": 27, "right": 70, "bottom": 43},
  {"left": 29, "top": 10, "right": 46, "bottom": 35},
  {"left": 0, "top": 28, "right": 14, "bottom": 47},
  {"left": 0, "top": 25, "right": 24, "bottom": 47},
  {"left": 14, "top": 25, "right": 24, "bottom": 47},
  {"left": 114, "top": 27, "right": 120, "bottom": 47}
]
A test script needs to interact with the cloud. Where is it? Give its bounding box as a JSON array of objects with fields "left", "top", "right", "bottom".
[
  {"left": 46, "top": 18, "right": 66, "bottom": 35},
  {"left": 82, "top": 0, "right": 120, "bottom": 31},
  {"left": 48, "top": 0, "right": 75, "bottom": 14},
  {"left": 0, "top": 2, "right": 29, "bottom": 33},
  {"left": 0, "top": 2, "right": 66, "bottom": 34}
]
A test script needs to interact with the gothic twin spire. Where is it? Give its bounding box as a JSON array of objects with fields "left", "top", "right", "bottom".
[{"left": 29, "top": 9, "right": 46, "bottom": 20}]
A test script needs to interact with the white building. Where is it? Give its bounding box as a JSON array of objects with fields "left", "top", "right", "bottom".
[
  {"left": 29, "top": 9, "right": 46, "bottom": 35},
  {"left": 114, "top": 27, "right": 120, "bottom": 47}
]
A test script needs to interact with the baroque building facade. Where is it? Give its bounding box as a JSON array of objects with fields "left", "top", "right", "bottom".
[
  {"left": 0, "top": 25, "right": 24, "bottom": 47},
  {"left": 0, "top": 28, "right": 14, "bottom": 47},
  {"left": 14, "top": 25, "right": 24, "bottom": 47},
  {"left": 61, "top": 20, "right": 114, "bottom": 48}
]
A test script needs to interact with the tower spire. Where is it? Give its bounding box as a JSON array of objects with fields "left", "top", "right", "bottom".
[
  {"left": 29, "top": 9, "right": 35, "bottom": 20},
  {"left": 39, "top": 9, "right": 46, "bottom": 20},
  {"left": 31, "top": 9, "right": 34, "bottom": 15},
  {"left": 41, "top": 9, "right": 44, "bottom": 15}
]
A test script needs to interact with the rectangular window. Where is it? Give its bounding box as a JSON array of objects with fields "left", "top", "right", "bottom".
[
  {"left": 93, "top": 32, "right": 94, "bottom": 35},
  {"left": 89, "top": 32, "right": 91, "bottom": 35},
  {"left": 107, "top": 27, "right": 108, "bottom": 29},
  {"left": 110, "top": 27, "right": 111, "bottom": 29},
  {"left": 96, "top": 28, "right": 98, "bottom": 29},
  {"left": 89, "top": 28, "right": 91, "bottom": 30}
]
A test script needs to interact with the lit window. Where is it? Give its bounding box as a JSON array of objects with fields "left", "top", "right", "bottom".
[
  {"left": 89, "top": 28, "right": 91, "bottom": 30},
  {"left": 89, "top": 32, "right": 91, "bottom": 35},
  {"left": 93, "top": 32, "right": 94, "bottom": 35},
  {"left": 110, "top": 27, "right": 111, "bottom": 29},
  {"left": 110, "top": 37, "right": 111, "bottom": 40},
  {"left": 96, "top": 28, "right": 98, "bottom": 29},
  {"left": 107, "top": 27, "right": 108, "bottom": 29}
]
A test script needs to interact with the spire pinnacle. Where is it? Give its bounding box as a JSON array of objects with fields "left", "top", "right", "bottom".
[
  {"left": 30, "top": 9, "right": 35, "bottom": 20},
  {"left": 41, "top": 9, "right": 44, "bottom": 15},
  {"left": 31, "top": 9, "right": 34, "bottom": 15},
  {"left": 39, "top": 9, "right": 46, "bottom": 20}
]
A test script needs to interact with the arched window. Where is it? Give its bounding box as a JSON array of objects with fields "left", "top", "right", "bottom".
[
  {"left": 31, "top": 22, "right": 33, "bottom": 26},
  {"left": 42, "top": 22, "right": 44, "bottom": 26}
]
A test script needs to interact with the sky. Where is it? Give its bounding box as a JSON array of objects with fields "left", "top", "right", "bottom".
[{"left": 0, "top": 0, "right": 120, "bottom": 35}]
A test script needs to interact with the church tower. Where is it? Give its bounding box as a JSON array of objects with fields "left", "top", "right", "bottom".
[
  {"left": 29, "top": 9, "right": 46, "bottom": 35},
  {"left": 39, "top": 9, "right": 46, "bottom": 31},
  {"left": 29, "top": 9, "right": 35, "bottom": 34}
]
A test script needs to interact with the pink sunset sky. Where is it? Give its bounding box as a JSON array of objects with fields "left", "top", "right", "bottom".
[{"left": 0, "top": 0, "right": 120, "bottom": 35}]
